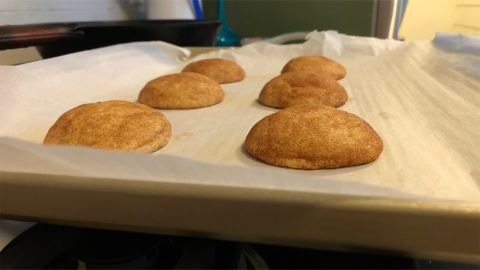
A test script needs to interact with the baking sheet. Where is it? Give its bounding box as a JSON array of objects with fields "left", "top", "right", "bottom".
[{"left": 0, "top": 31, "right": 479, "bottom": 202}]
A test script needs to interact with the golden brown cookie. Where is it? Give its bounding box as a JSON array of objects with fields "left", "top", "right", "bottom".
[
  {"left": 44, "top": 100, "right": 171, "bottom": 152},
  {"left": 138, "top": 72, "right": 224, "bottom": 109},
  {"left": 281, "top": 55, "right": 346, "bottom": 80},
  {"left": 245, "top": 105, "right": 383, "bottom": 169},
  {"left": 259, "top": 72, "right": 348, "bottom": 109},
  {"left": 182, "top": 58, "right": 246, "bottom": 84}
]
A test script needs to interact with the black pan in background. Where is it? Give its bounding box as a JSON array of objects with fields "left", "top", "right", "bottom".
[{"left": 0, "top": 20, "right": 221, "bottom": 58}]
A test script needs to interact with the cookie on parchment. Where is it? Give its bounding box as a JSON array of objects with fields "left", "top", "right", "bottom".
[
  {"left": 259, "top": 72, "right": 348, "bottom": 109},
  {"left": 138, "top": 72, "right": 224, "bottom": 109},
  {"left": 44, "top": 100, "right": 171, "bottom": 152},
  {"left": 245, "top": 105, "right": 383, "bottom": 169},
  {"left": 281, "top": 55, "right": 346, "bottom": 80},
  {"left": 182, "top": 58, "right": 246, "bottom": 84}
]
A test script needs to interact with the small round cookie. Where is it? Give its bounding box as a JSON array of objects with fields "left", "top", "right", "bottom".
[
  {"left": 245, "top": 105, "right": 383, "bottom": 169},
  {"left": 138, "top": 72, "right": 224, "bottom": 109},
  {"left": 44, "top": 100, "right": 171, "bottom": 152},
  {"left": 259, "top": 72, "right": 348, "bottom": 109},
  {"left": 182, "top": 58, "right": 246, "bottom": 84},
  {"left": 281, "top": 55, "right": 346, "bottom": 80}
]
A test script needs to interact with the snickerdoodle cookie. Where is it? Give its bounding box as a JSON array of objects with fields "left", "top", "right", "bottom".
[
  {"left": 245, "top": 105, "right": 383, "bottom": 169},
  {"left": 44, "top": 100, "right": 171, "bottom": 152}
]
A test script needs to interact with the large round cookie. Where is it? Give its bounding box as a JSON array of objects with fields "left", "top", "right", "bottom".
[
  {"left": 182, "top": 58, "right": 246, "bottom": 84},
  {"left": 44, "top": 100, "right": 171, "bottom": 152},
  {"left": 138, "top": 72, "right": 224, "bottom": 109},
  {"left": 259, "top": 72, "right": 348, "bottom": 108},
  {"left": 281, "top": 55, "right": 346, "bottom": 80},
  {"left": 245, "top": 105, "right": 383, "bottom": 169}
]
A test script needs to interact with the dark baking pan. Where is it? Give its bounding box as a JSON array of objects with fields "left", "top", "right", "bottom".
[{"left": 0, "top": 20, "right": 221, "bottom": 58}]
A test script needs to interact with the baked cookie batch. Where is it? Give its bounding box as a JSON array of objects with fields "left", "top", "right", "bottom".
[{"left": 44, "top": 55, "right": 383, "bottom": 169}]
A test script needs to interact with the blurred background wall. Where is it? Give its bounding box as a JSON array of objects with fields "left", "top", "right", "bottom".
[
  {"left": 1, "top": 0, "right": 478, "bottom": 41},
  {"left": 399, "top": 0, "right": 480, "bottom": 40},
  {"left": 1, "top": 0, "right": 478, "bottom": 65},
  {"left": 0, "top": 0, "right": 145, "bottom": 25},
  {"left": 0, "top": 0, "right": 378, "bottom": 37},
  {"left": 201, "top": 0, "right": 376, "bottom": 38}
]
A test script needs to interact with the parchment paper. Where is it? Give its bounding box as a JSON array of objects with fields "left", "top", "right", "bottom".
[{"left": 1, "top": 31, "right": 479, "bottom": 202}]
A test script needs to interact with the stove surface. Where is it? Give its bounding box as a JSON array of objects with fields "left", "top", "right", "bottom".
[
  {"left": 0, "top": 222, "right": 477, "bottom": 269},
  {"left": 0, "top": 220, "right": 34, "bottom": 251}
]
